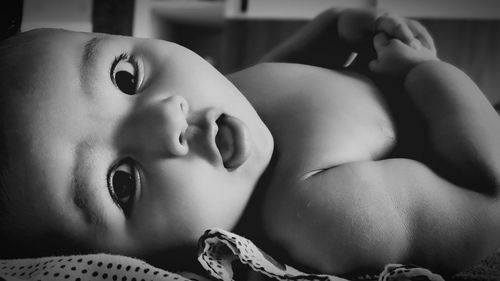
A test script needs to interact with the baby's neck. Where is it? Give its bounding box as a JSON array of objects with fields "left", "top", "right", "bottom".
[
  {"left": 232, "top": 147, "right": 279, "bottom": 243},
  {"left": 231, "top": 147, "right": 297, "bottom": 265}
]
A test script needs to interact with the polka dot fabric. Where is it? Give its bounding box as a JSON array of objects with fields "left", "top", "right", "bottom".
[{"left": 0, "top": 254, "right": 205, "bottom": 281}]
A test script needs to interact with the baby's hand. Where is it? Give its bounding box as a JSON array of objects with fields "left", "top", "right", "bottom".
[
  {"left": 369, "top": 32, "right": 438, "bottom": 77},
  {"left": 375, "top": 14, "right": 437, "bottom": 56}
]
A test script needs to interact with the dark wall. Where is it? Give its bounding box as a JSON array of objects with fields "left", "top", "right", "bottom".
[
  {"left": 92, "top": 0, "right": 135, "bottom": 35},
  {"left": 0, "top": 0, "right": 23, "bottom": 41},
  {"left": 222, "top": 19, "right": 500, "bottom": 104}
]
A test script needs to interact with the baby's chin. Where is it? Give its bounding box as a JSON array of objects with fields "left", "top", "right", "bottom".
[{"left": 252, "top": 120, "right": 275, "bottom": 176}]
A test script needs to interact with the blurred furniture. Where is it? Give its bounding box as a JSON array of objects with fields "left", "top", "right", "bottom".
[
  {"left": 133, "top": 0, "right": 224, "bottom": 38},
  {"left": 133, "top": 0, "right": 225, "bottom": 67},
  {"left": 21, "top": 0, "right": 93, "bottom": 32},
  {"left": 93, "top": 0, "right": 135, "bottom": 35},
  {"left": 226, "top": 0, "right": 500, "bottom": 20},
  {"left": 223, "top": 0, "right": 500, "bottom": 103}
]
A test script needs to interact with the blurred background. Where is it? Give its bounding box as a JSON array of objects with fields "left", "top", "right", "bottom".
[{"left": 5, "top": 0, "right": 500, "bottom": 104}]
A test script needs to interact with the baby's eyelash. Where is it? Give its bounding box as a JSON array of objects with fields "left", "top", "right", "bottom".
[
  {"left": 110, "top": 52, "right": 139, "bottom": 80},
  {"left": 111, "top": 53, "right": 125, "bottom": 74}
]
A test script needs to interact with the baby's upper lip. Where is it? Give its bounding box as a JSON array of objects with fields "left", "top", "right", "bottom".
[
  {"left": 188, "top": 108, "right": 251, "bottom": 170},
  {"left": 198, "top": 108, "right": 225, "bottom": 167}
]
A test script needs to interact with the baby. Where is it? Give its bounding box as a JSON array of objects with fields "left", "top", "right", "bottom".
[{"left": 1, "top": 7, "right": 500, "bottom": 277}]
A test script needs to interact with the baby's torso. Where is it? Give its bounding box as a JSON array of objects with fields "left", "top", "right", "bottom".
[
  {"left": 229, "top": 62, "right": 408, "bottom": 268},
  {"left": 230, "top": 62, "right": 396, "bottom": 181}
]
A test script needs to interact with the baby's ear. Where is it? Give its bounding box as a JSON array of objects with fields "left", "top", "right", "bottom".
[{"left": 0, "top": 0, "right": 22, "bottom": 42}]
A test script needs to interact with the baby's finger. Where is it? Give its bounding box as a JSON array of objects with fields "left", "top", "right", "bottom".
[
  {"left": 394, "top": 22, "right": 414, "bottom": 45},
  {"left": 407, "top": 19, "right": 436, "bottom": 52},
  {"left": 373, "top": 32, "right": 390, "bottom": 52},
  {"left": 376, "top": 14, "right": 414, "bottom": 44},
  {"left": 409, "top": 38, "right": 422, "bottom": 50}
]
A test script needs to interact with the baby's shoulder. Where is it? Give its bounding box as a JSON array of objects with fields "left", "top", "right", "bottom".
[
  {"left": 228, "top": 62, "right": 364, "bottom": 93},
  {"left": 227, "top": 62, "right": 377, "bottom": 113},
  {"left": 227, "top": 63, "right": 321, "bottom": 98},
  {"left": 230, "top": 62, "right": 332, "bottom": 79}
]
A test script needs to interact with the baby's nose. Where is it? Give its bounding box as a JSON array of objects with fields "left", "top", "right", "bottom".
[
  {"left": 117, "top": 95, "right": 191, "bottom": 158},
  {"left": 123, "top": 95, "right": 189, "bottom": 157},
  {"left": 158, "top": 95, "right": 190, "bottom": 157}
]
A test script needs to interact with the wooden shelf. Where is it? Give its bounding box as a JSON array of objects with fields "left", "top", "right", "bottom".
[
  {"left": 133, "top": 0, "right": 224, "bottom": 38},
  {"left": 225, "top": 0, "right": 500, "bottom": 20}
]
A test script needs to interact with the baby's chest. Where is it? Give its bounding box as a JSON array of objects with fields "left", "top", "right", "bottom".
[{"left": 270, "top": 83, "right": 397, "bottom": 178}]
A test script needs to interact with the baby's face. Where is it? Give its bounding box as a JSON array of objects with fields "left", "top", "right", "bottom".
[{"left": 3, "top": 29, "right": 273, "bottom": 255}]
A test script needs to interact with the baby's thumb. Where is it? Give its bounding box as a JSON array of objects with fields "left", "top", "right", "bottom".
[{"left": 373, "top": 32, "right": 389, "bottom": 52}]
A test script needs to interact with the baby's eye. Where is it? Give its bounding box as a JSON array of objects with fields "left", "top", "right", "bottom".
[
  {"left": 111, "top": 54, "right": 139, "bottom": 95},
  {"left": 107, "top": 158, "right": 138, "bottom": 216}
]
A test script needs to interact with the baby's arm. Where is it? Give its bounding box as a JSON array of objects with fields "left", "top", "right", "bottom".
[
  {"left": 259, "top": 8, "right": 382, "bottom": 68},
  {"left": 260, "top": 8, "right": 435, "bottom": 71},
  {"left": 263, "top": 20, "right": 500, "bottom": 276},
  {"left": 371, "top": 24, "right": 500, "bottom": 191},
  {"left": 259, "top": 8, "right": 354, "bottom": 68}
]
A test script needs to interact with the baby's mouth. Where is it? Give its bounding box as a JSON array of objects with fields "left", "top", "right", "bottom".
[{"left": 215, "top": 114, "right": 251, "bottom": 169}]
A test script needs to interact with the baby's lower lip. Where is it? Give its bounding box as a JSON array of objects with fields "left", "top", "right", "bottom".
[{"left": 215, "top": 114, "right": 251, "bottom": 169}]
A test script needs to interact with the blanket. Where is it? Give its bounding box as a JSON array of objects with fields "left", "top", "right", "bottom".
[{"left": 0, "top": 228, "right": 485, "bottom": 281}]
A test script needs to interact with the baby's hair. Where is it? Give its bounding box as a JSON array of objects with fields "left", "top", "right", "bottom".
[
  {"left": 0, "top": 130, "right": 13, "bottom": 260},
  {"left": 0, "top": 112, "right": 8, "bottom": 225},
  {"left": 0, "top": 34, "right": 18, "bottom": 258},
  {"left": 0, "top": 0, "right": 22, "bottom": 224},
  {"left": 0, "top": 31, "right": 95, "bottom": 259},
  {"left": 0, "top": 29, "right": 52, "bottom": 225},
  {"left": 0, "top": 33, "right": 46, "bottom": 258}
]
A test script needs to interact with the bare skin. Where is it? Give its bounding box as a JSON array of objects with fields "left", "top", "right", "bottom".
[{"left": 229, "top": 62, "right": 399, "bottom": 273}]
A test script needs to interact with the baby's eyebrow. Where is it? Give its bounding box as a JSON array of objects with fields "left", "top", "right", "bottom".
[
  {"left": 79, "top": 36, "right": 104, "bottom": 94},
  {"left": 82, "top": 36, "right": 103, "bottom": 66},
  {"left": 71, "top": 141, "right": 104, "bottom": 227}
]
